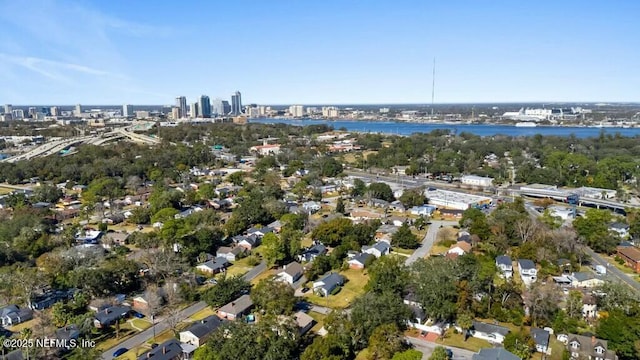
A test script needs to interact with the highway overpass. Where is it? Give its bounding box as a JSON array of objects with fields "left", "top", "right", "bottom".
[{"left": 513, "top": 188, "right": 637, "bottom": 212}]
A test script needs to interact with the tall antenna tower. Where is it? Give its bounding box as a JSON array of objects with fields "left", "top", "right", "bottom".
[{"left": 431, "top": 57, "right": 436, "bottom": 116}]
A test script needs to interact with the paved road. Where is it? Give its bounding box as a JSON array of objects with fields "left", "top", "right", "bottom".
[
  {"left": 584, "top": 247, "right": 640, "bottom": 294},
  {"left": 406, "top": 220, "right": 459, "bottom": 265},
  {"left": 101, "top": 261, "right": 267, "bottom": 359},
  {"left": 406, "top": 336, "right": 475, "bottom": 360}
]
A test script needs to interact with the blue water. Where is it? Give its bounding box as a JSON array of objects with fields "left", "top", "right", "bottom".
[{"left": 250, "top": 118, "right": 640, "bottom": 138}]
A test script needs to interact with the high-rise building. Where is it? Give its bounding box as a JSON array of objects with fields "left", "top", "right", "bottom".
[
  {"left": 176, "top": 96, "right": 187, "bottom": 118},
  {"left": 171, "top": 107, "right": 181, "bottom": 120},
  {"left": 4, "top": 104, "right": 12, "bottom": 114},
  {"left": 322, "top": 106, "right": 339, "bottom": 118},
  {"left": 211, "top": 98, "right": 223, "bottom": 116},
  {"left": 28, "top": 107, "right": 37, "bottom": 118},
  {"left": 74, "top": 104, "right": 82, "bottom": 117},
  {"left": 50, "top": 106, "right": 59, "bottom": 116},
  {"left": 289, "top": 105, "right": 305, "bottom": 117},
  {"left": 122, "top": 104, "right": 133, "bottom": 117},
  {"left": 231, "top": 91, "right": 242, "bottom": 115},
  {"left": 40, "top": 107, "right": 50, "bottom": 116},
  {"left": 190, "top": 102, "right": 199, "bottom": 118},
  {"left": 199, "top": 95, "right": 211, "bottom": 118},
  {"left": 12, "top": 109, "right": 24, "bottom": 120},
  {"left": 222, "top": 101, "right": 231, "bottom": 115}
]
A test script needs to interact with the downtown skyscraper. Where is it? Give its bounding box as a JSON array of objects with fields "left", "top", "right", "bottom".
[
  {"left": 175, "top": 96, "right": 187, "bottom": 118},
  {"left": 199, "top": 95, "right": 211, "bottom": 118},
  {"left": 231, "top": 91, "right": 242, "bottom": 115}
]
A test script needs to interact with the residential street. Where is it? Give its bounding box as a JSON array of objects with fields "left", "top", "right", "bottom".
[
  {"left": 406, "top": 336, "right": 475, "bottom": 360},
  {"left": 406, "top": 220, "right": 459, "bottom": 265},
  {"left": 100, "top": 261, "right": 267, "bottom": 359},
  {"left": 584, "top": 247, "right": 640, "bottom": 294}
]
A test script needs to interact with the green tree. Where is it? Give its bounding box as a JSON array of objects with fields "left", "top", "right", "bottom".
[
  {"left": 336, "top": 197, "right": 346, "bottom": 214},
  {"left": 349, "top": 292, "right": 412, "bottom": 350},
  {"left": 410, "top": 257, "right": 458, "bottom": 321},
  {"left": 392, "top": 223, "right": 420, "bottom": 249},
  {"left": 312, "top": 217, "right": 354, "bottom": 247},
  {"left": 573, "top": 209, "right": 616, "bottom": 253},
  {"left": 352, "top": 179, "right": 367, "bottom": 197},
  {"left": 305, "top": 255, "right": 332, "bottom": 281},
  {"left": 399, "top": 188, "right": 427, "bottom": 208},
  {"left": 392, "top": 349, "right": 423, "bottom": 360},
  {"left": 460, "top": 208, "right": 491, "bottom": 240},
  {"left": 202, "top": 275, "right": 251, "bottom": 308},
  {"left": 597, "top": 308, "right": 640, "bottom": 360},
  {"left": 504, "top": 330, "right": 535, "bottom": 360},
  {"left": 227, "top": 171, "right": 246, "bottom": 186},
  {"left": 151, "top": 207, "right": 179, "bottom": 224},
  {"left": 262, "top": 233, "right": 288, "bottom": 266},
  {"left": 33, "top": 184, "right": 63, "bottom": 204},
  {"left": 368, "top": 182, "right": 394, "bottom": 202},
  {"left": 366, "top": 255, "right": 409, "bottom": 295},
  {"left": 251, "top": 277, "right": 296, "bottom": 315},
  {"left": 368, "top": 323, "right": 406, "bottom": 360},
  {"left": 457, "top": 311, "right": 474, "bottom": 340},
  {"left": 127, "top": 207, "right": 151, "bottom": 224},
  {"left": 428, "top": 346, "right": 449, "bottom": 360}
]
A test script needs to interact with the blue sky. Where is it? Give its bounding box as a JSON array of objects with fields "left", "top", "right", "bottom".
[{"left": 0, "top": 0, "right": 638, "bottom": 105}]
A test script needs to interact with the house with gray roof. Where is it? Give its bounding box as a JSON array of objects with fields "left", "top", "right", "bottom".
[
  {"left": 196, "top": 257, "right": 230, "bottom": 274},
  {"left": 348, "top": 253, "right": 375, "bottom": 269},
  {"left": 531, "top": 327, "right": 550, "bottom": 354},
  {"left": 496, "top": 255, "right": 513, "bottom": 279},
  {"left": 566, "top": 334, "right": 617, "bottom": 360},
  {"left": 93, "top": 305, "right": 130, "bottom": 328},
  {"left": 0, "top": 305, "right": 33, "bottom": 326},
  {"left": 297, "top": 243, "right": 327, "bottom": 262},
  {"left": 517, "top": 259, "right": 537, "bottom": 285},
  {"left": 313, "top": 273, "right": 345, "bottom": 297},
  {"left": 569, "top": 272, "right": 605, "bottom": 288},
  {"left": 277, "top": 261, "right": 304, "bottom": 284},
  {"left": 137, "top": 338, "right": 191, "bottom": 360},
  {"left": 470, "top": 320, "right": 510, "bottom": 344},
  {"left": 217, "top": 295, "right": 253, "bottom": 321},
  {"left": 179, "top": 315, "right": 223, "bottom": 348},
  {"left": 472, "top": 348, "right": 521, "bottom": 360},
  {"left": 216, "top": 246, "right": 246, "bottom": 262},
  {"left": 362, "top": 241, "right": 390, "bottom": 258}
]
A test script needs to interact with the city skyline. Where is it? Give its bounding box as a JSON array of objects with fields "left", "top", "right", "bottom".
[{"left": 0, "top": 0, "right": 638, "bottom": 105}]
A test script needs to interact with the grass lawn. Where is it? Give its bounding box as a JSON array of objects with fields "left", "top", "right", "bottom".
[
  {"left": 429, "top": 244, "right": 449, "bottom": 256},
  {"left": 392, "top": 247, "right": 414, "bottom": 256},
  {"left": 548, "top": 338, "right": 566, "bottom": 360},
  {"left": 7, "top": 319, "right": 37, "bottom": 333},
  {"left": 0, "top": 187, "right": 13, "bottom": 195},
  {"left": 303, "top": 268, "right": 369, "bottom": 309},
  {"left": 307, "top": 312, "right": 327, "bottom": 333},
  {"left": 300, "top": 236, "right": 313, "bottom": 248},
  {"left": 95, "top": 322, "right": 138, "bottom": 351},
  {"left": 223, "top": 256, "right": 255, "bottom": 278},
  {"left": 603, "top": 255, "right": 639, "bottom": 280},
  {"left": 117, "top": 330, "right": 178, "bottom": 360},
  {"left": 188, "top": 307, "right": 217, "bottom": 322},
  {"left": 250, "top": 269, "right": 277, "bottom": 285},
  {"left": 434, "top": 329, "right": 491, "bottom": 352},
  {"left": 130, "top": 318, "right": 152, "bottom": 331}
]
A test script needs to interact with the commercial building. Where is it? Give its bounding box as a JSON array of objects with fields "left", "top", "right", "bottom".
[
  {"left": 50, "top": 106, "right": 60, "bottom": 116},
  {"left": 322, "top": 106, "right": 339, "bottom": 118},
  {"left": 3, "top": 104, "right": 12, "bottom": 114},
  {"left": 171, "top": 107, "right": 181, "bottom": 120},
  {"left": 190, "top": 102, "right": 199, "bottom": 118},
  {"left": 231, "top": 91, "right": 242, "bottom": 115},
  {"left": 11, "top": 109, "right": 24, "bottom": 120},
  {"left": 176, "top": 96, "right": 187, "bottom": 118},
  {"left": 122, "top": 104, "right": 133, "bottom": 117},
  {"left": 425, "top": 188, "right": 492, "bottom": 210},
  {"left": 461, "top": 175, "right": 494, "bottom": 187},
  {"left": 199, "top": 95, "right": 211, "bottom": 118},
  {"left": 74, "top": 104, "right": 82, "bottom": 117},
  {"left": 289, "top": 105, "right": 304, "bottom": 117}
]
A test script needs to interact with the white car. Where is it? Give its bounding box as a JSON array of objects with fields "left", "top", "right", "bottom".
[{"left": 557, "top": 334, "right": 568, "bottom": 344}]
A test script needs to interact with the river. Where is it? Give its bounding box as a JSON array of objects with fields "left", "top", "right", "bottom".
[{"left": 249, "top": 118, "right": 640, "bottom": 138}]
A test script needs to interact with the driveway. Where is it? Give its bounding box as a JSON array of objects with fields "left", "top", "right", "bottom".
[
  {"left": 405, "top": 220, "right": 459, "bottom": 265},
  {"left": 406, "top": 336, "right": 475, "bottom": 360}
]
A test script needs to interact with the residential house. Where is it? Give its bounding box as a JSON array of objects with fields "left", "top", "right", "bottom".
[
  {"left": 233, "top": 234, "right": 260, "bottom": 250},
  {"left": 387, "top": 216, "right": 409, "bottom": 227},
  {"left": 566, "top": 334, "right": 617, "bottom": 360},
  {"left": 350, "top": 209, "right": 385, "bottom": 221},
  {"left": 0, "top": 305, "right": 33, "bottom": 326},
  {"left": 348, "top": 253, "right": 375, "bottom": 269},
  {"left": 292, "top": 311, "right": 315, "bottom": 335},
  {"left": 74, "top": 230, "right": 102, "bottom": 245},
  {"left": 217, "top": 295, "right": 254, "bottom": 321},
  {"left": 277, "top": 261, "right": 304, "bottom": 284},
  {"left": 102, "top": 213, "right": 125, "bottom": 225},
  {"left": 216, "top": 246, "right": 246, "bottom": 262},
  {"left": 101, "top": 231, "right": 129, "bottom": 249},
  {"left": 175, "top": 207, "right": 202, "bottom": 219},
  {"left": 472, "top": 348, "right": 520, "bottom": 360},
  {"left": 302, "top": 201, "right": 321, "bottom": 213},
  {"left": 583, "top": 294, "right": 598, "bottom": 319},
  {"left": 409, "top": 205, "right": 436, "bottom": 216},
  {"left": 362, "top": 241, "right": 391, "bottom": 258},
  {"left": 93, "top": 305, "right": 131, "bottom": 328},
  {"left": 196, "top": 257, "right": 230, "bottom": 274},
  {"left": 179, "top": 315, "right": 223, "bottom": 348},
  {"left": 55, "top": 325, "right": 80, "bottom": 352},
  {"left": 518, "top": 259, "right": 537, "bottom": 285},
  {"left": 609, "top": 222, "right": 630, "bottom": 238},
  {"left": 28, "top": 288, "right": 77, "bottom": 310},
  {"left": 616, "top": 246, "right": 640, "bottom": 273},
  {"left": 298, "top": 243, "right": 327, "bottom": 262},
  {"left": 469, "top": 321, "right": 510, "bottom": 344},
  {"left": 531, "top": 327, "right": 551, "bottom": 354},
  {"left": 375, "top": 225, "right": 399, "bottom": 243},
  {"left": 137, "top": 338, "right": 193, "bottom": 360},
  {"left": 447, "top": 241, "right": 472, "bottom": 256},
  {"left": 496, "top": 255, "right": 513, "bottom": 279},
  {"left": 247, "top": 226, "right": 274, "bottom": 238},
  {"left": 389, "top": 201, "right": 406, "bottom": 212},
  {"left": 569, "top": 272, "right": 604, "bottom": 288},
  {"left": 313, "top": 273, "right": 345, "bottom": 297},
  {"left": 267, "top": 220, "right": 283, "bottom": 233}
]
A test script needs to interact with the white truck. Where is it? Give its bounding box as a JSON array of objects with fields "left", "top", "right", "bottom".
[{"left": 594, "top": 264, "right": 607, "bottom": 276}]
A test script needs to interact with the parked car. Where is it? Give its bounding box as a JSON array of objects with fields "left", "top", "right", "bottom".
[
  {"left": 301, "top": 287, "right": 310, "bottom": 293},
  {"left": 113, "top": 347, "right": 128, "bottom": 357},
  {"left": 132, "top": 312, "right": 145, "bottom": 319},
  {"left": 445, "top": 349, "right": 453, "bottom": 359}
]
